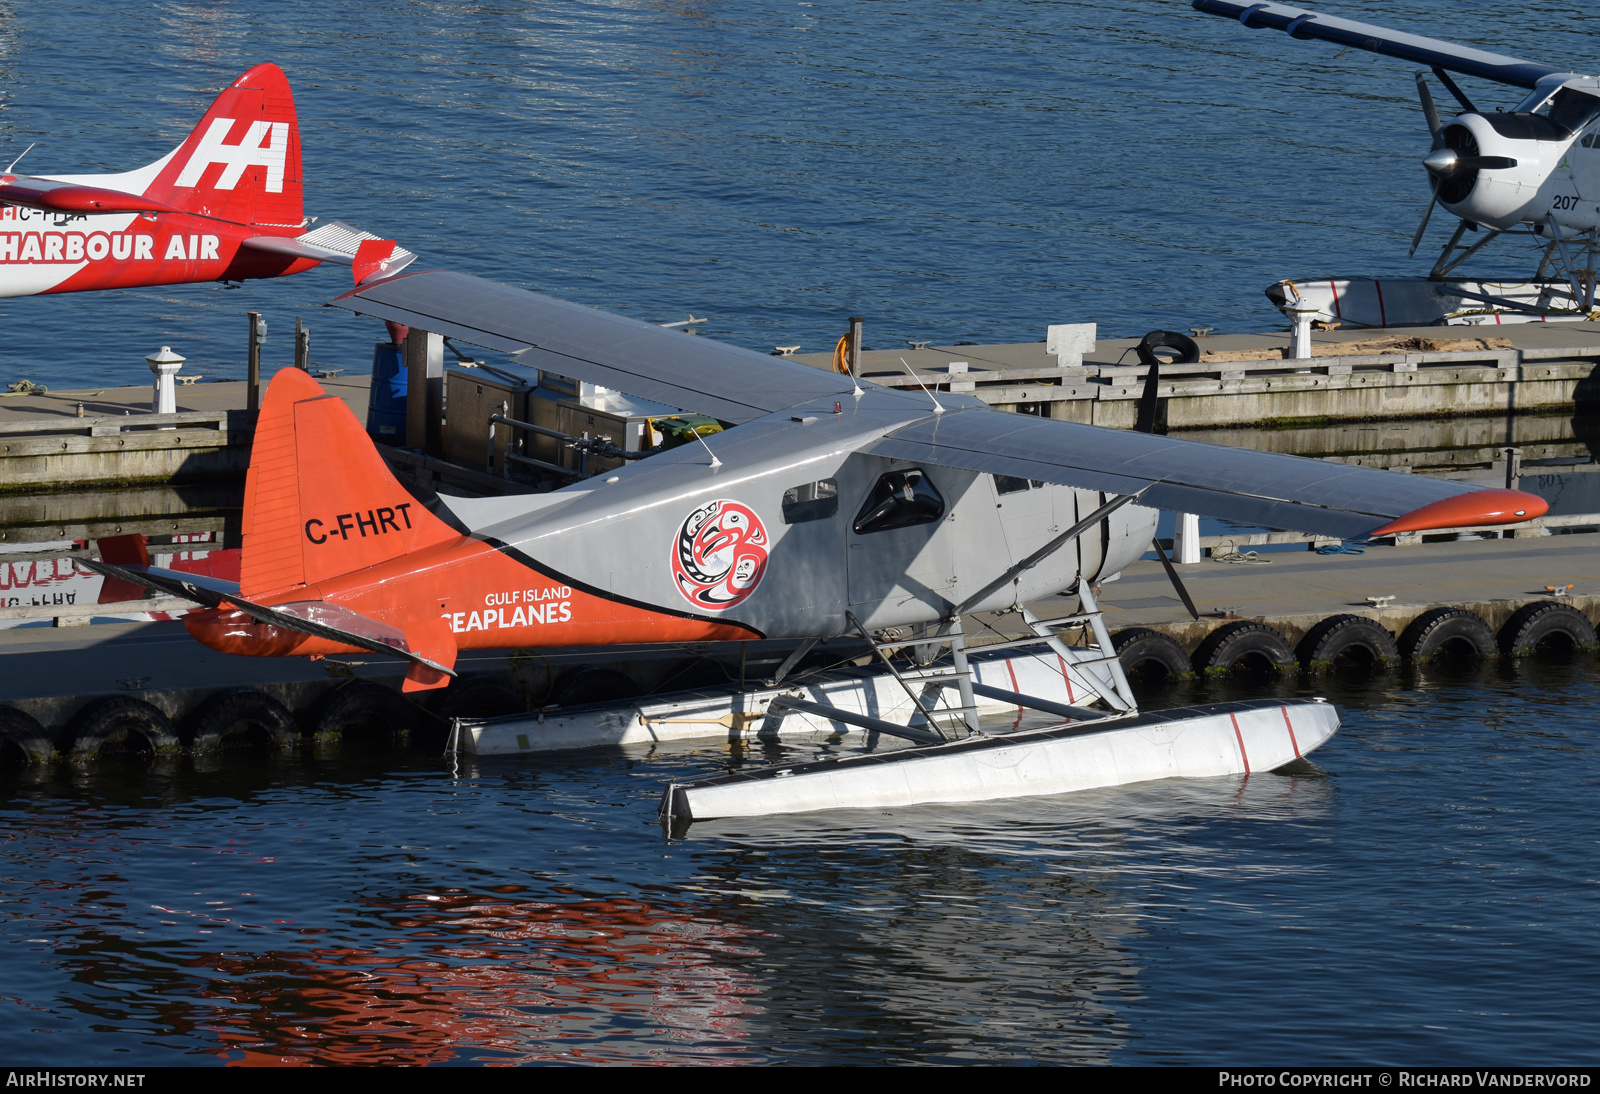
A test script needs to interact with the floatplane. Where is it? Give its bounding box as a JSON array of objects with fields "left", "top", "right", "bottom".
[
  {"left": 1195, "top": 1, "right": 1600, "bottom": 326},
  {"left": 84, "top": 264, "right": 1544, "bottom": 824},
  {"left": 0, "top": 64, "right": 410, "bottom": 301}
]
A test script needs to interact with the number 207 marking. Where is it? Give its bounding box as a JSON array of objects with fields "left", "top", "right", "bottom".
[{"left": 1552, "top": 194, "right": 1583, "bottom": 211}]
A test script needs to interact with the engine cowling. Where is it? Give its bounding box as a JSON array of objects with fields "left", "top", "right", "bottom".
[{"left": 1433, "top": 113, "right": 1559, "bottom": 230}]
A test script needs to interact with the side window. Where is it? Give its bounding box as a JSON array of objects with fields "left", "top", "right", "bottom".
[
  {"left": 854, "top": 468, "right": 945, "bottom": 534},
  {"left": 783, "top": 478, "right": 839, "bottom": 524},
  {"left": 995, "top": 475, "right": 1048, "bottom": 495}
]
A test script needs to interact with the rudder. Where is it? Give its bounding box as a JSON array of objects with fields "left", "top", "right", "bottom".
[
  {"left": 241, "top": 368, "right": 460, "bottom": 599},
  {"left": 143, "top": 63, "right": 304, "bottom": 227}
]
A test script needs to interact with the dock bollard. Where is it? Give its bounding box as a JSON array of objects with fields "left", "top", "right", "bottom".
[
  {"left": 145, "top": 346, "right": 184, "bottom": 419},
  {"left": 1285, "top": 305, "right": 1318, "bottom": 360},
  {"left": 1174, "top": 512, "right": 1202, "bottom": 564}
]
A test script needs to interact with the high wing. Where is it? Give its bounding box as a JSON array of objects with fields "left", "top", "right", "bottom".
[
  {"left": 1191, "top": 1, "right": 1566, "bottom": 89},
  {"left": 329, "top": 269, "right": 858, "bottom": 424},
  {"left": 329, "top": 269, "right": 1545, "bottom": 540},
  {"left": 868, "top": 409, "right": 1539, "bottom": 540}
]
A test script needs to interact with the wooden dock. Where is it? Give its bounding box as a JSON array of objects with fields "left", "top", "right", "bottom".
[{"left": 793, "top": 321, "right": 1600, "bottom": 429}]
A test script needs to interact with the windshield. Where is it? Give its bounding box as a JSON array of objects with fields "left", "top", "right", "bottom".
[{"left": 1533, "top": 87, "right": 1600, "bottom": 135}]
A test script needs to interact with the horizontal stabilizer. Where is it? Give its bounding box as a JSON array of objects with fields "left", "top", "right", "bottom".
[
  {"left": 0, "top": 177, "right": 180, "bottom": 215},
  {"left": 243, "top": 221, "right": 416, "bottom": 278},
  {"left": 80, "top": 557, "right": 238, "bottom": 607},
  {"left": 329, "top": 269, "right": 859, "bottom": 424},
  {"left": 79, "top": 558, "right": 454, "bottom": 678},
  {"left": 868, "top": 408, "right": 1547, "bottom": 539},
  {"left": 1192, "top": 1, "right": 1564, "bottom": 89}
]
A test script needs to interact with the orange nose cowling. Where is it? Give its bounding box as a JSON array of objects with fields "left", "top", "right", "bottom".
[{"left": 1369, "top": 488, "right": 1548, "bottom": 536}]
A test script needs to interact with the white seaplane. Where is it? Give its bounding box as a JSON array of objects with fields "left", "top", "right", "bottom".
[{"left": 1195, "top": 1, "right": 1600, "bottom": 326}]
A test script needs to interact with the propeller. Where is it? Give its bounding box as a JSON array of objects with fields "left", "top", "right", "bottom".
[
  {"left": 1410, "top": 73, "right": 1445, "bottom": 257},
  {"left": 1408, "top": 73, "right": 1517, "bottom": 256}
]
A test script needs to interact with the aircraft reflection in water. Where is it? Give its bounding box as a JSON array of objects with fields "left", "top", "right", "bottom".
[
  {"left": 46, "top": 890, "right": 764, "bottom": 1066},
  {"left": 8, "top": 749, "right": 1332, "bottom": 1064}
]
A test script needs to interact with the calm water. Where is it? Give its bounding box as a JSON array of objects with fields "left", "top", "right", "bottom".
[
  {"left": 1, "top": 0, "right": 1591, "bottom": 389},
  {"left": 3, "top": 0, "right": 1599, "bottom": 1067},
  {"left": 1, "top": 666, "right": 1597, "bottom": 1065}
]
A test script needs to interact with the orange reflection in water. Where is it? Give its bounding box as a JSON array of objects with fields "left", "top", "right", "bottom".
[{"left": 211, "top": 890, "right": 766, "bottom": 1066}]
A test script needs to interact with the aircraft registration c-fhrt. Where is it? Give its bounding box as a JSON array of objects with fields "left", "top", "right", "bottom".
[
  {"left": 85, "top": 268, "right": 1549, "bottom": 692},
  {"left": 0, "top": 64, "right": 413, "bottom": 298},
  {"left": 1193, "top": 1, "right": 1600, "bottom": 307}
]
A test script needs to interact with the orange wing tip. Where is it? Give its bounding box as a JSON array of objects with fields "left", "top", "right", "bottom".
[
  {"left": 1370, "top": 489, "right": 1548, "bottom": 537},
  {"left": 265, "top": 364, "right": 327, "bottom": 399}
]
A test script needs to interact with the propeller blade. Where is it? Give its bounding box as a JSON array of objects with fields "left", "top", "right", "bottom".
[
  {"left": 1457, "top": 155, "right": 1518, "bottom": 170},
  {"left": 1415, "top": 72, "right": 1444, "bottom": 149},
  {"left": 1410, "top": 181, "right": 1440, "bottom": 257}
]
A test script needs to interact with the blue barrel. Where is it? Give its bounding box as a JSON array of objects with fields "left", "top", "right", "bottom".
[{"left": 366, "top": 341, "right": 406, "bottom": 444}]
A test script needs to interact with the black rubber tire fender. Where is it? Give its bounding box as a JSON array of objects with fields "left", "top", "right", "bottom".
[
  {"left": 1398, "top": 607, "right": 1497, "bottom": 663},
  {"left": 1296, "top": 614, "right": 1399, "bottom": 671},
  {"left": 0, "top": 705, "right": 52, "bottom": 767},
  {"left": 1192, "top": 621, "right": 1297, "bottom": 675},
  {"left": 1498, "top": 601, "right": 1598, "bottom": 657},
  {"left": 550, "top": 666, "right": 641, "bottom": 708},
  {"left": 186, "top": 688, "right": 298, "bottom": 753},
  {"left": 1135, "top": 330, "right": 1201, "bottom": 368},
  {"left": 64, "top": 696, "right": 180, "bottom": 764},
  {"left": 1112, "top": 628, "right": 1193, "bottom": 682},
  {"left": 302, "top": 681, "right": 419, "bottom": 743},
  {"left": 433, "top": 674, "right": 524, "bottom": 721}
]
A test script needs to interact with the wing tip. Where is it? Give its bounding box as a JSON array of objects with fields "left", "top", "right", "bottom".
[{"left": 1369, "top": 488, "right": 1548, "bottom": 537}]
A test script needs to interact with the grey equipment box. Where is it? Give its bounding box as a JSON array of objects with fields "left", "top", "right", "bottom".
[
  {"left": 528, "top": 373, "right": 683, "bottom": 477},
  {"left": 444, "top": 367, "right": 532, "bottom": 473}
]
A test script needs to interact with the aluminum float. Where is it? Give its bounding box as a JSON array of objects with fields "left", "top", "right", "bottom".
[{"left": 659, "top": 697, "right": 1339, "bottom": 824}]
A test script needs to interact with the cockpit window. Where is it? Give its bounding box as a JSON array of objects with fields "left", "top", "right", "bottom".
[
  {"left": 853, "top": 468, "right": 945, "bottom": 534},
  {"left": 994, "top": 474, "right": 1031, "bottom": 495},
  {"left": 1534, "top": 88, "right": 1600, "bottom": 135}
]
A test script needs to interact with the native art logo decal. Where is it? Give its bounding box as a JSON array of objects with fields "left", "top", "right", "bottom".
[{"left": 670, "top": 499, "right": 768, "bottom": 611}]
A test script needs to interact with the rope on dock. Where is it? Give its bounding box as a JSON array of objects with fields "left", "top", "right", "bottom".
[{"left": 1211, "top": 541, "right": 1273, "bottom": 565}]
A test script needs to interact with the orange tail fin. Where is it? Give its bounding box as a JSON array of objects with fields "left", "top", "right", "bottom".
[
  {"left": 142, "top": 63, "right": 304, "bottom": 227},
  {"left": 241, "top": 368, "right": 460, "bottom": 600}
]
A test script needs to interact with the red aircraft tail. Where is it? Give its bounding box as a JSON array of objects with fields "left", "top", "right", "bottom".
[
  {"left": 141, "top": 63, "right": 304, "bottom": 228},
  {"left": 240, "top": 368, "right": 460, "bottom": 600}
]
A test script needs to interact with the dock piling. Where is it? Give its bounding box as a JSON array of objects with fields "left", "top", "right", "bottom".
[{"left": 246, "top": 311, "right": 265, "bottom": 411}]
